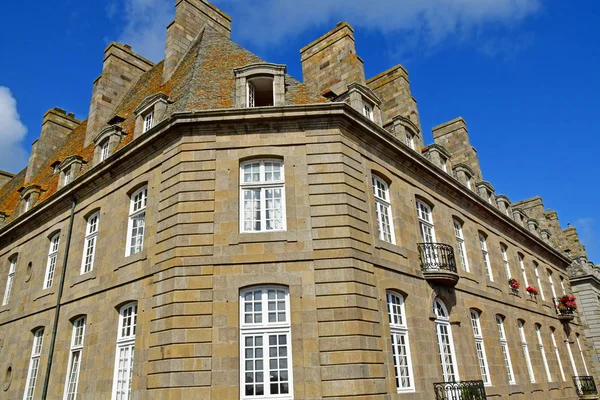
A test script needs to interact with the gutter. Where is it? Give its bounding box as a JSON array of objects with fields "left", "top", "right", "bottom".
[{"left": 40, "top": 196, "right": 77, "bottom": 400}]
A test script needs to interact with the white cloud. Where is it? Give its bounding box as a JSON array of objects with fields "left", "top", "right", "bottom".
[
  {"left": 575, "top": 217, "right": 597, "bottom": 259},
  {"left": 0, "top": 87, "right": 28, "bottom": 173},
  {"left": 113, "top": 0, "right": 174, "bottom": 62},
  {"left": 111, "top": 0, "right": 541, "bottom": 61}
]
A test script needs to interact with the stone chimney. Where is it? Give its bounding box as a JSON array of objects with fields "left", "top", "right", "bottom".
[
  {"left": 25, "top": 108, "right": 80, "bottom": 183},
  {"left": 367, "top": 65, "right": 421, "bottom": 130},
  {"left": 0, "top": 170, "right": 14, "bottom": 189},
  {"left": 432, "top": 117, "right": 482, "bottom": 181},
  {"left": 163, "top": 0, "right": 232, "bottom": 82},
  {"left": 85, "top": 43, "right": 154, "bottom": 146},
  {"left": 563, "top": 226, "right": 587, "bottom": 259},
  {"left": 300, "top": 22, "right": 366, "bottom": 97}
]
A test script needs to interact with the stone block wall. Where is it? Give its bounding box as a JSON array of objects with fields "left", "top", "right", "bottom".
[
  {"left": 433, "top": 117, "right": 483, "bottom": 181},
  {"left": 300, "top": 22, "right": 366, "bottom": 96}
]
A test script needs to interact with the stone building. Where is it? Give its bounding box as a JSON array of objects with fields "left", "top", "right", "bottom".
[{"left": 0, "top": 1, "right": 597, "bottom": 399}]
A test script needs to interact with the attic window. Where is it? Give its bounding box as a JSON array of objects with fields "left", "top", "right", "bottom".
[
  {"left": 64, "top": 168, "right": 72, "bottom": 185},
  {"left": 247, "top": 76, "right": 274, "bottom": 107},
  {"left": 363, "top": 103, "right": 373, "bottom": 121},
  {"left": 143, "top": 111, "right": 154, "bottom": 133},
  {"left": 100, "top": 141, "right": 110, "bottom": 162},
  {"left": 24, "top": 195, "right": 31, "bottom": 212},
  {"left": 405, "top": 132, "right": 415, "bottom": 150}
]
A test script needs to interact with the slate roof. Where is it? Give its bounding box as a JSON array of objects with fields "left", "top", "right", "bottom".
[{"left": 0, "top": 26, "right": 325, "bottom": 224}]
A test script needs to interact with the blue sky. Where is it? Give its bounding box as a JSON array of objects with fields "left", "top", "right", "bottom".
[{"left": 0, "top": 0, "right": 598, "bottom": 260}]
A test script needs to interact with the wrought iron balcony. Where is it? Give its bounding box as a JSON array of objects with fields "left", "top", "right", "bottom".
[
  {"left": 574, "top": 376, "right": 598, "bottom": 398},
  {"left": 418, "top": 242, "right": 459, "bottom": 287},
  {"left": 433, "top": 380, "right": 487, "bottom": 400}
]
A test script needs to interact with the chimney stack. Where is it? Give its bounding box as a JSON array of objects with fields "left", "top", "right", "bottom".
[
  {"left": 85, "top": 43, "right": 154, "bottom": 146},
  {"left": 163, "top": 0, "right": 232, "bottom": 82},
  {"left": 432, "top": 117, "right": 483, "bottom": 181},
  {"left": 0, "top": 170, "right": 14, "bottom": 189},
  {"left": 300, "top": 22, "right": 366, "bottom": 96},
  {"left": 25, "top": 108, "right": 80, "bottom": 183}
]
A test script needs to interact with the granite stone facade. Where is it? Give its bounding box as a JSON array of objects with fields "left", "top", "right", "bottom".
[{"left": 0, "top": 1, "right": 597, "bottom": 400}]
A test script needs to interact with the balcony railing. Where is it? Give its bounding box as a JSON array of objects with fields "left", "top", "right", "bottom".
[
  {"left": 574, "top": 376, "right": 598, "bottom": 396},
  {"left": 433, "top": 380, "right": 487, "bottom": 400},
  {"left": 418, "top": 242, "right": 457, "bottom": 272}
]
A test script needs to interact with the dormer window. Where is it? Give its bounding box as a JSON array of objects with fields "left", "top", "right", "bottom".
[
  {"left": 19, "top": 185, "right": 42, "bottom": 215},
  {"left": 100, "top": 141, "right": 110, "bottom": 162},
  {"left": 93, "top": 126, "right": 124, "bottom": 166},
  {"left": 133, "top": 92, "right": 168, "bottom": 138},
  {"left": 24, "top": 195, "right": 31, "bottom": 212},
  {"left": 363, "top": 103, "right": 373, "bottom": 121},
  {"left": 247, "top": 76, "right": 274, "bottom": 107},
  {"left": 58, "top": 156, "right": 84, "bottom": 188},
  {"left": 143, "top": 111, "right": 154, "bottom": 133},
  {"left": 405, "top": 132, "right": 415, "bottom": 150},
  {"left": 235, "top": 63, "right": 286, "bottom": 109},
  {"left": 64, "top": 168, "right": 72, "bottom": 185}
]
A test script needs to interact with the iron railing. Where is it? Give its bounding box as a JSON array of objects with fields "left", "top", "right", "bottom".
[
  {"left": 574, "top": 376, "right": 598, "bottom": 396},
  {"left": 433, "top": 380, "right": 487, "bottom": 400},
  {"left": 417, "top": 243, "right": 457, "bottom": 273}
]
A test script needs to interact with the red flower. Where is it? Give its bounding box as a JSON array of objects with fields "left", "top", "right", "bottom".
[{"left": 526, "top": 286, "right": 539, "bottom": 295}]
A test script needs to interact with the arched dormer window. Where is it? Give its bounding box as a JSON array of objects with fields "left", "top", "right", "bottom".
[
  {"left": 93, "top": 126, "right": 124, "bottom": 165},
  {"left": 58, "top": 156, "right": 84, "bottom": 188},
  {"left": 19, "top": 185, "right": 42, "bottom": 214},
  {"left": 234, "top": 63, "right": 286, "bottom": 108},
  {"left": 452, "top": 164, "right": 475, "bottom": 191},
  {"left": 133, "top": 92, "right": 169, "bottom": 137}
]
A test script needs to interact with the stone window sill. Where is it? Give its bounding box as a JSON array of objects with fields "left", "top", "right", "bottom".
[
  {"left": 115, "top": 249, "right": 148, "bottom": 272},
  {"left": 70, "top": 270, "right": 98, "bottom": 287},
  {"left": 486, "top": 281, "right": 502, "bottom": 292},
  {"left": 459, "top": 272, "right": 479, "bottom": 284},
  {"left": 374, "top": 239, "right": 407, "bottom": 258},
  {"left": 0, "top": 305, "right": 8, "bottom": 314},
  {"left": 33, "top": 288, "right": 55, "bottom": 302},
  {"left": 232, "top": 230, "right": 297, "bottom": 245}
]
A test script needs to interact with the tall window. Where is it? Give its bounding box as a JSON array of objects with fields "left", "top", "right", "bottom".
[
  {"left": 81, "top": 213, "right": 99, "bottom": 274},
  {"left": 2, "top": 256, "right": 16, "bottom": 306},
  {"left": 64, "top": 317, "right": 86, "bottom": 400},
  {"left": 518, "top": 254, "right": 529, "bottom": 287},
  {"left": 560, "top": 276, "right": 566, "bottom": 295},
  {"left": 576, "top": 334, "right": 590, "bottom": 376},
  {"left": 479, "top": 234, "right": 493, "bottom": 281},
  {"left": 453, "top": 220, "right": 469, "bottom": 272},
  {"left": 518, "top": 320, "right": 535, "bottom": 383},
  {"left": 23, "top": 195, "right": 31, "bottom": 212},
  {"left": 534, "top": 262, "right": 545, "bottom": 301},
  {"left": 548, "top": 270, "right": 558, "bottom": 299},
  {"left": 550, "top": 328, "right": 566, "bottom": 381},
  {"left": 24, "top": 328, "right": 44, "bottom": 400},
  {"left": 363, "top": 103, "right": 373, "bottom": 121},
  {"left": 535, "top": 324, "right": 552, "bottom": 382},
  {"left": 434, "top": 299, "right": 459, "bottom": 382},
  {"left": 64, "top": 168, "right": 72, "bottom": 185},
  {"left": 387, "top": 291, "right": 414, "bottom": 391},
  {"left": 405, "top": 132, "right": 415, "bottom": 150},
  {"left": 417, "top": 201, "right": 437, "bottom": 266},
  {"left": 240, "top": 286, "right": 292, "bottom": 399},
  {"left": 470, "top": 310, "right": 491, "bottom": 386},
  {"left": 496, "top": 316, "right": 515, "bottom": 384},
  {"left": 565, "top": 332, "right": 579, "bottom": 377},
  {"left": 372, "top": 176, "right": 395, "bottom": 243},
  {"left": 126, "top": 187, "right": 147, "bottom": 256},
  {"left": 44, "top": 233, "right": 60, "bottom": 289},
  {"left": 112, "top": 302, "right": 137, "bottom": 400},
  {"left": 240, "top": 160, "right": 285, "bottom": 233},
  {"left": 100, "top": 141, "right": 110, "bottom": 162},
  {"left": 501, "top": 245, "right": 511, "bottom": 280},
  {"left": 143, "top": 111, "right": 154, "bottom": 133}
]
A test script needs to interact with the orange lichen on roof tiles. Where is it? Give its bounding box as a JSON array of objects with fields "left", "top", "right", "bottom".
[{"left": 0, "top": 169, "right": 25, "bottom": 218}]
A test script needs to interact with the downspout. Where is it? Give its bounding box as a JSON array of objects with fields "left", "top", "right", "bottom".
[{"left": 41, "top": 196, "right": 77, "bottom": 400}]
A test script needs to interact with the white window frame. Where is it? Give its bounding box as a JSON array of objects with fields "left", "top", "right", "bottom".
[
  {"left": 2, "top": 256, "right": 16, "bottom": 306},
  {"left": 100, "top": 141, "right": 110, "bottom": 162},
  {"left": 247, "top": 81, "right": 256, "bottom": 107},
  {"left": 576, "top": 335, "right": 590, "bottom": 376},
  {"left": 518, "top": 254, "right": 529, "bottom": 288},
  {"left": 64, "top": 317, "right": 86, "bottom": 400},
  {"left": 64, "top": 168, "right": 72, "bottom": 185},
  {"left": 23, "top": 328, "right": 44, "bottom": 400},
  {"left": 470, "top": 310, "right": 491, "bottom": 386},
  {"left": 433, "top": 299, "right": 459, "bottom": 383},
  {"left": 535, "top": 324, "right": 552, "bottom": 382},
  {"left": 386, "top": 291, "right": 414, "bottom": 392},
  {"left": 479, "top": 234, "right": 493, "bottom": 282},
  {"left": 453, "top": 220, "right": 470, "bottom": 273},
  {"left": 24, "top": 195, "right": 31, "bottom": 212},
  {"left": 240, "top": 286, "right": 293, "bottom": 400},
  {"left": 111, "top": 302, "right": 138, "bottom": 400},
  {"left": 548, "top": 270, "right": 558, "bottom": 299},
  {"left": 550, "top": 328, "right": 566, "bottom": 381},
  {"left": 565, "top": 332, "right": 579, "bottom": 377},
  {"left": 533, "top": 262, "right": 545, "bottom": 301},
  {"left": 496, "top": 316, "right": 516, "bottom": 384},
  {"left": 465, "top": 176, "right": 472, "bottom": 191},
  {"left": 518, "top": 320, "right": 535, "bottom": 383},
  {"left": 441, "top": 159, "right": 448, "bottom": 173},
  {"left": 240, "top": 160, "right": 286, "bottom": 233},
  {"left": 44, "top": 233, "right": 60, "bottom": 289},
  {"left": 372, "top": 176, "right": 395, "bottom": 244},
  {"left": 501, "top": 245, "right": 511, "bottom": 280},
  {"left": 363, "top": 103, "right": 373, "bottom": 121},
  {"left": 143, "top": 111, "right": 154, "bottom": 133},
  {"left": 126, "top": 187, "right": 147, "bottom": 256},
  {"left": 417, "top": 201, "right": 436, "bottom": 244},
  {"left": 560, "top": 276, "right": 566, "bottom": 295},
  {"left": 405, "top": 132, "right": 415, "bottom": 150},
  {"left": 81, "top": 212, "right": 99, "bottom": 274}
]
